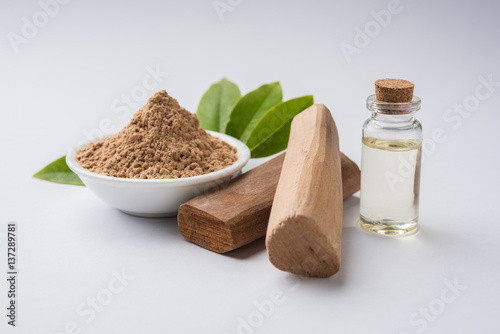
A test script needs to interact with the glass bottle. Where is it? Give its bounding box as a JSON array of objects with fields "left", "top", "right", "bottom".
[{"left": 359, "top": 95, "right": 422, "bottom": 236}]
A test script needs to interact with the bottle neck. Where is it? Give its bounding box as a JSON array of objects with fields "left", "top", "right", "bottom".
[
  {"left": 371, "top": 111, "right": 416, "bottom": 124},
  {"left": 366, "top": 94, "right": 421, "bottom": 129},
  {"left": 367, "top": 94, "right": 420, "bottom": 120}
]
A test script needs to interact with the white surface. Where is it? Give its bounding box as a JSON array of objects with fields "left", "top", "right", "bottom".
[
  {"left": 1, "top": 0, "right": 499, "bottom": 333},
  {"left": 66, "top": 131, "right": 250, "bottom": 217}
]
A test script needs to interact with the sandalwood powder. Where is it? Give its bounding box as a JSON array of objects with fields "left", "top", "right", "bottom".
[{"left": 76, "top": 91, "right": 237, "bottom": 179}]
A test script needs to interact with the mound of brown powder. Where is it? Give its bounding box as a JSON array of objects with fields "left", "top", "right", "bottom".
[{"left": 75, "top": 90, "right": 237, "bottom": 179}]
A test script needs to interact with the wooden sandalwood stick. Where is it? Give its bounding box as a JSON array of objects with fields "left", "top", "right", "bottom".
[
  {"left": 177, "top": 147, "right": 359, "bottom": 254},
  {"left": 266, "top": 104, "right": 343, "bottom": 278}
]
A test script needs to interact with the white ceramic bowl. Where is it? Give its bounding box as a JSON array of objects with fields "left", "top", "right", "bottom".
[{"left": 66, "top": 131, "right": 250, "bottom": 217}]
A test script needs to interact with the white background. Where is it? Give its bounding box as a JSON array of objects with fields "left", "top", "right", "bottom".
[{"left": 1, "top": 0, "right": 499, "bottom": 333}]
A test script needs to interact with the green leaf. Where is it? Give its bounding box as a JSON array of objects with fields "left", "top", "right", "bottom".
[
  {"left": 197, "top": 78, "right": 241, "bottom": 132},
  {"left": 245, "top": 95, "right": 314, "bottom": 158},
  {"left": 34, "top": 156, "right": 85, "bottom": 186},
  {"left": 225, "top": 82, "right": 282, "bottom": 141}
]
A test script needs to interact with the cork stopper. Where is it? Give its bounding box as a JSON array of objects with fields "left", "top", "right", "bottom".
[{"left": 375, "top": 79, "right": 414, "bottom": 102}]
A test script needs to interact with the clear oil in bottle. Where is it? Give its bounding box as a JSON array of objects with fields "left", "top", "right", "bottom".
[{"left": 360, "top": 137, "right": 421, "bottom": 236}]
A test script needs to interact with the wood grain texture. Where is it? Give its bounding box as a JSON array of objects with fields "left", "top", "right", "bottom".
[
  {"left": 178, "top": 154, "right": 284, "bottom": 253},
  {"left": 178, "top": 138, "right": 359, "bottom": 254},
  {"left": 266, "top": 104, "right": 343, "bottom": 278}
]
